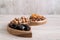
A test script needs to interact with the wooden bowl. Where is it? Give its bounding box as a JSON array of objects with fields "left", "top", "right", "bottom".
[
  {"left": 7, "top": 26, "right": 32, "bottom": 37},
  {"left": 29, "top": 19, "right": 47, "bottom": 26}
]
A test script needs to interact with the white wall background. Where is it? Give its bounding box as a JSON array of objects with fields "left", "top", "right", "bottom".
[{"left": 0, "top": 0, "right": 60, "bottom": 15}]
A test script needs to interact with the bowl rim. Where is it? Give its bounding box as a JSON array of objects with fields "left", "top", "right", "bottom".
[
  {"left": 7, "top": 26, "right": 31, "bottom": 33},
  {"left": 30, "top": 18, "right": 47, "bottom": 23}
]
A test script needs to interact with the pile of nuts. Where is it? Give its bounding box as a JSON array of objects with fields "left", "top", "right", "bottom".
[
  {"left": 20, "top": 17, "right": 29, "bottom": 24},
  {"left": 10, "top": 17, "right": 29, "bottom": 25},
  {"left": 10, "top": 14, "right": 46, "bottom": 25},
  {"left": 30, "top": 14, "right": 46, "bottom": 21}
]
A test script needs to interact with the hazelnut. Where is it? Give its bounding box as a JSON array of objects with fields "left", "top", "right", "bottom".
[
  {"left": 21, "top": 16, "right": 26, "bottom": 19},
  {"left": 14, "top": 18, "right": 19, "bottom": 21},
  {"left": 11, "top": 19, "right": 19, "bottom": 25},
  {"left": 11, "top": 20, "right": 16, "bottom": 24},
  {"left": 15, "top": 21, "right": 19, "bottom": 24}
]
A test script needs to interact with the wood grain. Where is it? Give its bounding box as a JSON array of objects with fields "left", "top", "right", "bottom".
[{"left": 7, "top": 26, "right": 32, "bottom": 37}]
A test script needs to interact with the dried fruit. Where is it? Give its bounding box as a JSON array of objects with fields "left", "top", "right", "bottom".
[{"left": 9, "top": 23, "right": 31, "bottom": 31}]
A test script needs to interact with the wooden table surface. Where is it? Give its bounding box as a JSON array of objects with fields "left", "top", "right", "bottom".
[{"left": 0, "top": 15, "right": 60, "bottom": 40}]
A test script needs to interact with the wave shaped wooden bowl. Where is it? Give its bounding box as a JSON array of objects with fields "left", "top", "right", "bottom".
[
  {"left": 29, "top": 18, "right": 47, "bottom": 26},
  {"left": 7, "top": 26, "right": 32, "bottom": 38}
]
